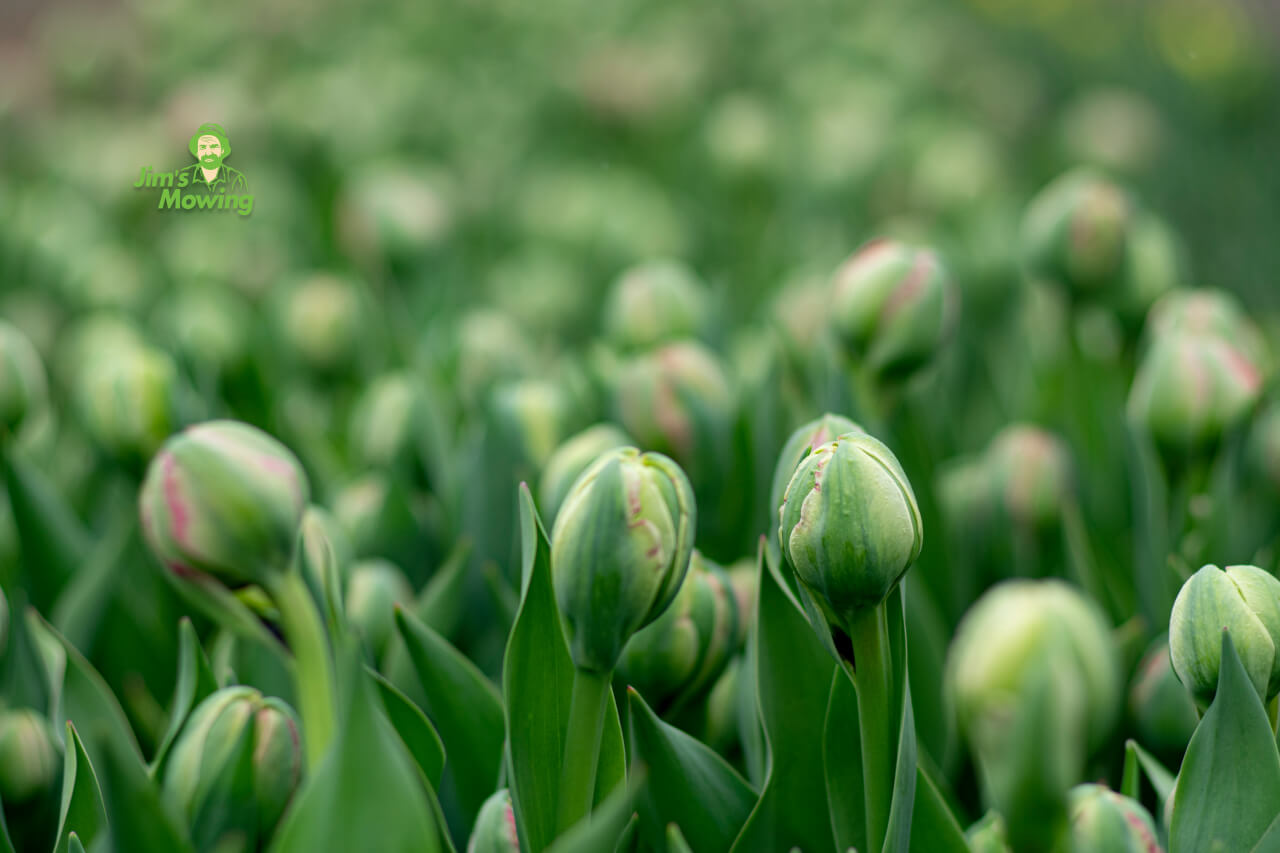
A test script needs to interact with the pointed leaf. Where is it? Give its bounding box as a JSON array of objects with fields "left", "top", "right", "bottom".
[
  {"left": 883, "top": 585, "right": 917, "bottom": 853},
  {"left": 546, "top": 777, "right": 637, "bottom": 853},
  {"left": 55, "top": 723, "right": 106, "bottom": 853},
  {"left": 189, "top": 721, "right": 261, "bottom": 853},
  {"left": 908, "top": 762, "right": 969, "bottom": 853},
  {"left": 0, "top": 591, "right": 51, "bottom": 713},
  {"left": 824, "top": 667, "right": 866, "bottom": 852},
  {"left": 67, "top": 833, "right": 85, "bottom": 853},
  {"left": 627, "top": 687, "right": 755, "bottom": 853},
  {"left": 395, "top": 606, "right": 504, "bottom": 830},
  {"left": 1171, "top": 631, "right": 1280, "bottom": 852},
  {"left": 271, "top": 646, "right": 442, "bottom": 853},
  {"left": 416, "top": 538, "right": 473, "bottom": 639},
  {"left": 1129, "top": 740, "right": 1176, "bottom": 806},
  {"left": 151, "top": 619, "right": 219, "bottom": 777},
  {"left": 51, "top": 511, "right": 135, "bottom": 653},
  {"left": 371, "top": 667, "right": 447, "bottom": 789},
  {"left": 4, "top": 450, "right": 87, "bottom": 610},
  {"left": 93, "top": 726, "right": 194, "bottom": 853},
  {"left": 665, "top": 823, "right": 694, "bottom": 853}
]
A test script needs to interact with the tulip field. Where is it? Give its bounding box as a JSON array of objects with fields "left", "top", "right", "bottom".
[{"left": 2, "top": 0, "right": 1280, "bottom": 851}]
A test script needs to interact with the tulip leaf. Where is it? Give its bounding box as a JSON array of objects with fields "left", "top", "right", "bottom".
[
  {"left": 66, "top": 833, "right": 84, "bottom": 853},
  {"left": 730, "top": 544, "right": 837, "bottom": 853},
  {"left": 370, "top": 667, "right": 447, "bottom": 790},
  {"left": 51, "top": 510, "right": 136, "bottom": 655},
  {"left": 189, "top": 720, "right": 261, "bottom": 853},
  {"left": 33, "top": 612, "right": 144, "bottom": 774},
  {"left": 665, "top": 823, "right": 694, "bottom": 853},
  {"left": 3, "top": 449, "right": 87, "bottom": 611},
  {"left": 626, "top": 687, "right": 756, "bottom": 852},
  {"left": 415, "top": 537, "right": 473, "bottom": 639},
  {"left": 92, "top": 725, "right": 195, "bottom": 853},
  {"left": 394, "top": 606, "right": 505, "bottom": 835},
  {"left": 503, "top": 485, "right": 627, "bottom": 853},
  {"left": 824, "top": 666, "right": 866, "bottom": 852},
  {"left": 0, "top": 802, "right": 12, "bottom": 853},
  {"left": 883, "top": 585, "right": 918, "bottom": 853},
  {"left": 161, "top": 569, "right": 288, "bottom": 660},
  {"left": 1171, "top": 631, "right": 1280, "bottom": 853},
  {"left": 908, "top": 761, "right": 969, "bottom": 853},
  {"left": 0, "top": 591, "right": 51, "bottom": 713},
  {"left": 272, "top": 646, "right": 443, "bottom": 853},
  {"left": 150, "top": 619, "right": 219, "bottom": 778},
  {"left": 55, "top": 723, "right": 106, "bottom": 853},
  {"left": 546, "top": 777, "right": 637, "bottom": 853},
  {"left": 1126, "top": 740, "right": 1175, "bottom": 806}
]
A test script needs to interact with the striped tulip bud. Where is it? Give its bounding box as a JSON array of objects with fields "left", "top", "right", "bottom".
[
  {"left": 539, "top": 423, "right": 633, "bottom": 525},
  {"left": 1020, "top": 170, "right": 1134, "bottom": 296},
  {"left": 551, "top": 447, "right": 696, "bottom": 673},
  {"left": 603, "top": 260, "right": 710, "bottom": 352},
  {"left": 768, "top": 414, "right": 865, "bottom": 537},
  {"left": 140, "top": 420, "right": 309, "bottom": 588},
  {"left": 985, "top": 425, "right": 1073, "bottom": 529},
  {"left": 0, "top": 321, "right": 48, "bottom": 441},
  {"left": 1170, "top": 564, "right": 1280, "bottom": 703},
  {"left": 1068, "top": 784, "right": 1160, "bottom": 853},
  {"left": 829, "top": 239, "right": 958, "bottom": 378},
  {"left": 163, "top": 687, "right": 303, "bottom": 844},
  {"left": 779, "top": 432, "right": 922, "bottom": 630},
  {"left": 467, "top": 789, "right": 520, "bottom": 853}
]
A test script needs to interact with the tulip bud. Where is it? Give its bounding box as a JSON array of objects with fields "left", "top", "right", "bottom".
[
  {"left": 163, "top": 687, "right": 303, "bottom": 843},
  {"left": 453, "top": 310, "right": 535, "bottom": 410},
  {"left": 349, "top": 372, "right": 427, "bottom": 472},
  {"left": 1248, "top": 399, "right": 1280, "bottom": 494},
  {"left": 829, "top": 239, "right": 958, "bottom": 378},
  {"left": 467, "top": 789, "right": 519, "bottom": 853},
  {"left": 298, "top": 505, "right": 353, "bottom": 606},
  {"left": 153, "top": 285, "right": 253, "bottom": 375},
  {"left": 778, "top": 432, "right": 922, "bottom": 631},
  {"left": 539, "top": 423, "right": 633, "bottom": 524},
  {"left": 1067, "top": 784, "right": 1161, "bottom": 853},
  {"left": 603, "top": 260, "right": 711, "bottom": 352},
  {"left": 985, "top": 425, "right": 1073, "bottom": 529},
  {"left": 75, "top": 344, "right": 179, "bottom": 464},
  {"left": 1146, "top": 289, "right": 1268, "bottom": 369},
  {"left": 0, "top": 321, "right": 48, "bottom": 440},
  {"left": 346, "top": 558, "right": 414, "bottom": 659},
  {"left": 966, "top": 812, "right": 1012, "bottom": 853},
  {"left": 1116, "top": 213, "right": 1187, "bottom": 324},
  {"left": 490, "top": 379, "right": 570, "bottom": 471},
  {"left": 1128, "top": 332, "right": 1262, "bottom": 460},
  {"left": 279, "top": 273, "right": 364, "bottom": 373},
  {"left": 1129, "top": 635, "right": 1198, "bottom": 754},
  {"left": 1020, "top": 170, "right": 1134, "bottom": 296},
  {"left": 140, "top": 420, "right": 310, "bottom": 588},
  {"left": 1169, "top": 564, "right": 1280, "bottom": 704},
  {"left": 612, "top": 340, "right": 733, "bottom": 468},
  {"left": 336, "top": 165, "right": 453, "bottom": 265},
  {"left": 768, "top": 414, "right": 865, "bottom": 536},
  {"left": 0, "top": 709, "right": 60, "bottom": 805},
  {"left": 551, "top": 447, "right": 696, "bottom": 673}
]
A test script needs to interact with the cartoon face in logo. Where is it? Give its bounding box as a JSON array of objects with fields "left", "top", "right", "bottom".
[
  {"left": 183, "top": 122, "right": 248, "bottom": 192},
  {"left": 195, "top": 134, "right": 225, "bottom": 169}
]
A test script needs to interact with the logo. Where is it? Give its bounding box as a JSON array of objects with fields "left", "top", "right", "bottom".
[{"left": 133, "top": 123, "right": 254, "bottom": 216}]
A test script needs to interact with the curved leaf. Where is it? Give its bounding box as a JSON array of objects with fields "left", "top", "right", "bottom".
[
  {"left": 150, "top": 619, "right": 219, "bottom": 778},
  {"left": 55, "top": 723, "right": 105, "bottom": 853},
  {"left": 371, "top": 668, "right": 447, "bottom": 789}
]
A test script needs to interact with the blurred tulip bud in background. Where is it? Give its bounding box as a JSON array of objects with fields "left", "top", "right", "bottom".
[
  {"left": 985, "top": 425, "right": 1073, "bottom": 530},
  {"left": 1020, "top": 170, "right": 1134, "bottom": 298},
  {"left": 346, "top": 558, "right": 414, "bottom": 660},
  {"left": 75, "top": 344, "right": 180, "bottom": 466},
  {"left": 0, "top": 320, "right": 48, "bottom": 442},
  {"left": 1129, "top": 634, "right": 1199, "bottom": 755},
  {"left": 279, "top": 273, "right": 366, "bottom": 374},
  {"left": 349, "top": 372, "right": 428, "bottom": 473},
  {"left": 603, "top": 260, "right": 711, "bottom": 352},
  {"left": 0, "top": 708, "right": 60, "bottom": 806}
]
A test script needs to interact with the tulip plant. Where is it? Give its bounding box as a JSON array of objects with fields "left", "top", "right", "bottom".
[{"left": 2, "top": 2, "right": 1280, "bottom": 852}]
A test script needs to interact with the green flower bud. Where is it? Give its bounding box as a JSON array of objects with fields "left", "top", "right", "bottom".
[
  {"left": 551, "top": 447, "right": 696, "bottom": 673},
  {"left": 336, "top": 165, "right": 453, "bottom": 265},
  {"left": 163, "top": 687, "right": 303, "bottom": 843},
  {"left": 829, "top": 239, "right": 958, "bottom": 378},
  {"left": 153, "top": 284, "right": 253, "bottom": 375},
  {"left": 1067, "top": 784, "right": 1161, "bottom": 853},
  {"left": 725, "top": 557, "right": 757, "bottom": 648},
  {"left": 467, "top": 789, "right": 519, "bottom": 853},
  {"left": 279, "top": 273, "right": 365, "bottom": 372},
  {"left": 612, "top": 341, "right": 733, "bottom": 468},
  {"left": 1169, "top": 564, "right": 1280, "bottom": 703},
  {"left": 0, "top": 320, "right": 48, "bottom": 440},
  {"left": 298, "top": 505, "right": 353, "bottom": 612},
  {"left": 704, "top": 658, "right": 742, "bottom": 754},
  {"left": 1128, "top": 332, "right": 1262, "bottom": 459},
  {"left": 1248, "top": 399, "right": 1280, "bottom": 494},
  {"left": 54, "top": 313, "right": 145, "bottom": 390},
  {"left": 539, "top": 423, "right": 633, "bottom": 525},
  {"left": 1057, "top": 89, "right": 1164, "bottom": 176},
  {"left": 1116, "top": 213, "right": 1187, "bottom": 323},
  {"left": 346, "top": 558, "right": 414, "bottom": 659},
  {"left": 349, "top": 372, "right": 427, "bottom": 472},
  {"left": 948, "top": 579, "right": 1120, "bottom": 752},
  {"left": 140, "top": 420, "right": 310, "bottom": 588},
  {"left": 966, "top": 811, "right": 1012, "bottom": 853},
  {"left": 985, "top": 425, "right": 1073, "bottom": 529},
  {"left": 75, "top": 345, "right": 179, "bottom": 464},
  {"left": 0, "top": 709, "right": 60, "bottom": 804},
  {"left": 453, "top": 310, "right": 535, "bottom": 409},
  {"left": 768, "top": 414, "right": 865, "bottom": 537},
  {"left": 1146, "top": 289, "right": 1268, "bottom": 369},
  {"left": 1020, "top": 170, "right": 1134, "bottom": 296},
  {"left": 491, "top": 379, "right": 570, "bottom": 471},
  {"left": 937, "top": 457, "right": 997, "bottom": 533},
  {"left": 1129, "top": 635, "right": 1198, "bottom": 754},
  {"left": 779, "top": 432, "right": 922, "bottom": 629},
  {"left": 702, "top": 93, "right": 778, "bottom": 177},
  {"left": 603, "top": 260, "right": 710, "bottom": 352}
]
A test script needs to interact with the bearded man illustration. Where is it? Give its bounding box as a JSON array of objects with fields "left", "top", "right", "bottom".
[{"left": 180, "top": 123, "right": 248, "bottom": 192}]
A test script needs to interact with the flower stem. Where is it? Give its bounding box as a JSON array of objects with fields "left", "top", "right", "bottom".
[
  {"left": 266, "top": 570, "right": 337, "bottom": 769},
  {"left": 850, "top": 603, "right": 893, "bottom": 853},
  {"left": 556, "top": 667, "right": 611, "bottom": 835}
]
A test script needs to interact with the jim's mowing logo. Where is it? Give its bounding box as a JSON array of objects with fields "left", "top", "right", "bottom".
[{"left": 133, "top": 122, "right": 253, "bottom": 216}]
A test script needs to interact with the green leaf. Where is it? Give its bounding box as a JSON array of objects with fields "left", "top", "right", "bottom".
[
  {"left": 189, "top": 721, "right": 261, "bottom": 853},
  {"left": 665, "top": 823, "right": 694, "bottom": 853},
  {"left": 883, "top": 586, "right": 918, "bottom": 853},
  {"left": 0, "top": 800, "right": 13, "bottom": 853},
  {"left": 92, "top": 724, "right": 195, "bottom": 853},
  {"left": 627, "top": 687, "right": 756, "bottom": 853},
  {"left": 1171, "top": 631, "right": 1280, "bottom": 852},
  {"left": 1122, "top": 742, "right": 1140, "bottom": 800},
  {"left": 3, "top": 449, "right": 88, "bottom": 611},
  {"left": 0, "top": 592, "right": 51, "bottom": 713},
  {"left": 394, "top": 606, "right": 505, "bottom": 832},
  {"left": 272, "top": 646, "right": 442, "bottom": 853},
  {"left": 371, "top": 667, "right": 447, "bottom": 789},
  {"left": 150, "top": 619, "right": 219, "bottom": 778},
  {"left": 161, "top": 569, "right": 288, "bottom": 659},
  {"left": 51, "top": 510, "right": 136, "bottom": 654},
  {"left": 55, "top": 723, "right": 106, "bottom": 853},
  {"left": 546, "top": 777, "right": 637, "bottom": 853},
  {"left": 824, "top": 667, "right": 866, "bottom": 852},
  {"left": 908, "top": 761, "right": 969, "bottom": 853},
  {"left": 67, "top": 832, "right": 85, "bottom": 853},
  {"left": 731, "top": 544, "right": 837, "bottom": 853},
  {"left": 416, "top": 538, "right": 474, "bottom": 639},
  {"left": 503, "top": 485, "right": 626, "bottom": 853},
  {"left": 1128, "top": 740, "right": 1176, "bottom": 806}
]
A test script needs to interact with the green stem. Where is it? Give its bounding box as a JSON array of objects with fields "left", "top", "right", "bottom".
[
  {"left": 556, "top": 667, "right": 611, "bottom": 835},
  {"left": 266, "top": 570, "right": 337, "bottom": 769},
  {"left": 849, "top": 604, "right": 893, "bottom": 853}
]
